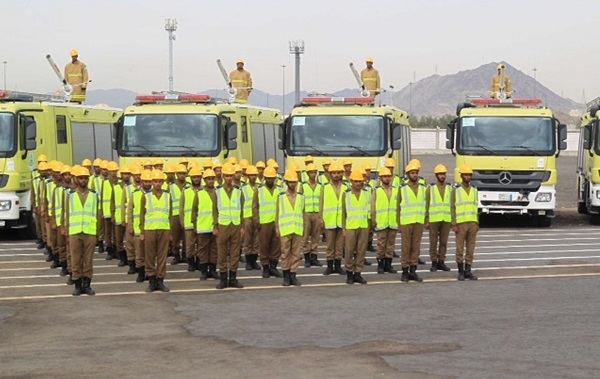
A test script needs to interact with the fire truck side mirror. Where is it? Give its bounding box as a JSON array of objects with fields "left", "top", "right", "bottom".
[
  {"left": 226, "top": 121, "right": 238, "bottom": 150},
  {"left": 21, "top": 115, "right": 37, "bottom": 152},
  {"left": 391, "top": 123, "right": 401, "bottom": 150},
  {"left": 558, "top": 123, "right": 567, "bottom": 150},
  {"left": 445, "top": 120, "right": 455, "bottom": 150},
  {"left": 583, "top": 124, "right": 591, "bottom": 150},
  {"left": 278, "top": 117, "right": 289, "bottom": 151}
]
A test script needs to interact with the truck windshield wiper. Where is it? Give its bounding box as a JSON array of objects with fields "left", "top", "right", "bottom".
[
  {"left": 295, "top": 145, "right": 326, "bottom": 156},
  {"left": 469, "top": 144, "right": 497, "bottom": 155},
  {"left": 165, "top": 145, "right": 210, "bottom": 157},
  {"left": 128, "top": 145, "right": 156, "bottom": 156},
  {"left": 333, "top": 145, "right": 374, "bottom": 157},
  {"left": 508, "top": 145, "right": 543, "bottom": 156}
]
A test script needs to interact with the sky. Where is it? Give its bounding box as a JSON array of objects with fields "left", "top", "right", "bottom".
[{"left": 1, "top": 0, "right": 597, "bottom": 102}]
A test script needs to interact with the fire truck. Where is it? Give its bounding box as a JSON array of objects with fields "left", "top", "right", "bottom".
[
  {"left": 115, "top": 93, "right": 283, "bottom": 168},
  {"left": 446, "top": 97, "right": 567, "bottom": 227},
  {"left": 0, "top": 91, "right": 122, "bottom": 237},
  {"left": 576, "top": 106, "right": 600, "bottom": 224}
]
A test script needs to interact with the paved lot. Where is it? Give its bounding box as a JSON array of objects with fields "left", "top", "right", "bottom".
[{"left": 1, "top": 155, "right": 598, "bottom": 378}]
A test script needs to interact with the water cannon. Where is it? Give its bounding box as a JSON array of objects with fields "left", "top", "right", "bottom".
[
  {"left": 216, "top": 59, "right": 237, "bottom": 102},
  {"left": 349, "top": 62, "right": 370, "bottom": 98},
  {"left": 46, "top": 54, "right": 91, "bottom": 100}
]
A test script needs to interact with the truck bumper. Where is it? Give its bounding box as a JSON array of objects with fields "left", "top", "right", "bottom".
[{"left": 478, "top": 185, "right": 556, "bottom": 217}]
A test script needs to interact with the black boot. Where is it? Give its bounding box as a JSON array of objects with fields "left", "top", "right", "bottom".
[
  {"left": 199, "top": 264, "right": 208, "bottom": 280},
  {"left": 262, "top": 265, "right": 271, "bottom": 278},
  {"left": 97, "top": 240, "right": 105, "bottom": 253},
  {"left": 239, "top": 251, "right": 246, "bottom": 263},
  {"left": 377, "top": 259, "right": 385, "bottom": 274},
  {"left": 105, "top": 245, "right": 114, "bottom": 260},
  {"left": 418, "top": 257, "right": 426, "bottom": 265},
  {"left": 136, "top": 267, "right": 146, "bottom": 283},
  {"left": 438, "top": 260, "right": 451, "bottom": 271},
  {"left": 228, "top": 271, "right": 243, "bottom": 289},
  {"left": 50, "top": 253, "right": 60, "bottom": 269},
  {"left": 72, "top": 279, "right": 82, "bottom": 296},
  {"left": 290, "top": 272, "right": 301, "bottom": 286},
  {"left": 400, "top": 267, "right": 409, "bottom": 282},
  {"left": 216, "top": 272, "right": 228, "bottom": 289},
  {"left": 334, "top": 259, "right": 345, "bottom": 275},
  {"left": 59, "top": 261, "right": 68, "bottom": 276},
  {"left": 118, "top": 251, "right": 127, "bottom": 267},
  {"left": 245, "top": 255, "right": 255, "bottom": 270},
  {"left": 409, "top": 265, "right": 423, "bottom": 282},
  {"left": 363, "top": 258, "right": 372, "bottom": 266},
  {"left": 127, "top": 260, "right": 138, "bottom": 275},
  {"left": 82, "top": 277, "right": 96, "bottom": 295},
  {"left": 385, "top": 258, "right": 398, "bottom": 274},
  {"left": 310, "top": 253, "right": 323, "bottom": 267},
  {"left": 208, "top": 264, "right": 220, "bottom": 279},
  {"left": 430, "top": 260, "right": 438, "bottom": 272},
  {"left": 457, "top": 263, "right": 465, "bottom": 281},
  {"left": 323, "top": 260, "right": 334, "bottom": 275},
  {"left": 354, "top": 272, "right": 367, "bottom": 284},
  {"left": 393, "top": 251, "right": 399, "bottom": 258},
  {"left": 250, "top": 255, "right": 261, "bottom": 270},
  {"left": 37, "top": 240, "right": 45, "bottom": 250},
  {"left": 67, "top": 272, "right": 74, "bottom": 285},
  {"left": 145, "top": 276, "right": 157, "bottom": 292},
  {"left": 346, "top": 271, "right": 355, "bottom": 284},
  {"left": 45, "top": 248, "right": 53, "bottom": 261},
  {"left": 187, "top": 257, "right": 196, "bottom": 272},
  {"left": 465, "top": 264, "right": 478, "bottom": 280},
  {"left": 269, "top": 260, "right": 282, "bottom": 278},
  {"left": 282, "top": 270, "right": 291, "bottom": 286},
  {"left": 171, "top": 251, "right": 182, "bottom": 265},
  {"left": 367, "top": 241, "right": 376, "bottom": 252},
  {"left": 156, "top": 277, "right": 170, "bottom": 292},
  {"left": 167, "top": 247, "right": 173, "bottom": 257},
  {"left": 303, "top": 253, "right": 311, "bottom": 268}
]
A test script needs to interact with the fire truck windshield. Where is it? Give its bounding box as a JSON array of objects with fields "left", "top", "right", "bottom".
[{"left": 0, "top": 113, "right": 16, "bottom": 155}]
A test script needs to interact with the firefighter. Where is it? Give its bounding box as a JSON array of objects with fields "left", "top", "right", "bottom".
[
  {"left": 451, "top": 165, "right": 479, "bottom": 281},
  {"left": 361, "top": 164, "right": 375, "bottom": 264},
  {"left": 64, "top": 166, "right": 99, "bottom": 296},
  {"left": 122, "top": 166, "right": 138, "bottom": 275},
  {"left": 233, "top": 164, "right": 243, "bottom": 188},
  {"left": 320, "top": 163, "right": 347, "bottom": 275},
  {"left": 33, "top": 159, "right": 49, "bottom": 249},
  {"left": 139, "top": 170, "right": 172, "bottom": 292},
  {"left": 490, "top": 64, "right": 512, "bottom": 99},
  {"left": 426, "top": 164, "right": 452, "bottom": 272},
  {"left": 342, "top": 170, "right": 370, "bottom": 284},
  {"left": 52, "top": 165, "right": 72, "bottom": 277},
  {"left": 214, "top": 163, "right": 245, "bottom": 289},
  {"left": 360, "top": 57, "right": 381, "bottom": 98},
  {"left": 341, "top": 159, "right": 353, "bottom": 184},
  {"left": 213, "top": 161, "right": 223, "bottom": 187},
  {"left": 301, "top": 163, "right": 322, "bottom": 268},
  {"left": 169, "top": 164, "right": 188, "bottom": 265},
  {"left": 239, "top": 159, "right": 250, "bottom": 184},
  {"left": 111, "top": 165, "right": 131, "bottom": 268},
  {"left": 153, "top": 158, "right": 165, "bottom": 172},
  {"left": 253, "top": 166, "right": 282, "bottom": 278},
  {"left": 242, "top": 165, "right": 261, "bottom": 270},
  {"left": 44, "top": 161, "right": 63, "bottom": 268},
  {"left": 128, "top": 170, "right": 153, "bottom": 283},
  {"left": 193, "top": 169, "right": 219, "bottom": 280},
  {"left": 301, "top": 155, "right": 314, "bottom": 183},
  {"left": 382, "top": 158, "right": 402, "bottom": 188},
  {"left": 179, "top": 157, "right": 190, "bottom": 171},
  {"left": 256, "top": 161, "right": 266, "bottom": 183},
  {"left": 371, "top": 167, "right": 398, "bottom": 275},
  {"left": 64, "top": 49, "right": 89, "bottom": 103},
  {"left": 276, "top": 169, "right": 304, "bottom": 286},
  {"left": 398, "top": 161, "right": 426, "bottom": 282},
  {"left": 101, "top": 162, "right": 119, "bottom": 260},
  {"left": 319, "top": 158, "right": 332, "bottom": 185},
  {"left": 229, "top": 59, "right": 253, "bottom": 103},
  {"left": 180, "top": 166, "right": 203, "bottom": 272}
]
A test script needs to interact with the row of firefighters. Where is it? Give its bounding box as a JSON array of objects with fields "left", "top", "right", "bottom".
[{"left": 31, "top": 154, "right": 479, "bottom": 296}]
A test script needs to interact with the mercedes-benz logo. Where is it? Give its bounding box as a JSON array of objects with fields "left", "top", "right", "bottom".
[{"left": 498, "top": 171, "right": 512, "bottom": 185}]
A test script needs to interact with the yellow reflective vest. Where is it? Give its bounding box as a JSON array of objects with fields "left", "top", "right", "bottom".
[
  {"left": 455, "top": 186, "right": 478, "bottom": 224},
  {"left": 217, "top": 187, "right": 242, "bottom": 226},
  {"left": 68, "top": 190, "right": 98, "bottom": 235},
  {"left": 344, "top": 189, "right": 369, "bottom": 230},
  {"left": 428, "top": 184, "right": 452, "bottom": 223},
  {"left": 399, "top": 184, "right": 426, "bottom": 225},
  {"left": 144, "top": 192, "right": 170, "bottom": 231},
  {"left": 278, "top": 193, "right": 304, "bottom": 237},
  {"left": 374, "top": 186, "right": 399, "bottom": 231}
]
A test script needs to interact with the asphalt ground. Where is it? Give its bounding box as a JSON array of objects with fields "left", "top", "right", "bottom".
[{"left": 1, "top": 155, "right": 598, "bottom": 378}]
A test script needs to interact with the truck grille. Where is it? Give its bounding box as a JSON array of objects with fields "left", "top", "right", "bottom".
[{"left": 472, "top": 170, "right": 550, "bottom": 191}]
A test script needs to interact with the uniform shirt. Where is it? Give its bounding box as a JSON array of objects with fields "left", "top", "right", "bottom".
[
  {"left": 229, "top": 69, "right": 253, "bottom": 102},
  {"left": 490, "top": 74, "right": 512, "bottom": 97},
  {"left": 64, "top": 60, "right": 89, "bottom": 99},
  {"left": 360, "top": 67, "right": 381, "bottom": 96}
]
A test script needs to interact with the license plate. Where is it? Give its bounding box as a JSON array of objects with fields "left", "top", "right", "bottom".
[
  {"left": 0, "top": 221, "right": 5, "bottom": 226},
  {"left": 498, "top": 193, "right": 512, "bottom": 201}
]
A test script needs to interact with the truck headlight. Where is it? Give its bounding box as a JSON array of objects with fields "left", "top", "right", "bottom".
[
  {"left": 0, "top": 200, "right": 11, "bottom": 211},
  {"left": 535, "top": 193, "right": 552, "bottom": 202},
  {"left": 596, "top": 191, "right": 600, "bottom": 200}
]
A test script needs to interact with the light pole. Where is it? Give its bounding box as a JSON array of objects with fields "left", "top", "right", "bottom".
[
  {"left": 2, "top": 61, "right": 6, "bottom": 91},
  {"left": 281, "top": 65, "right": 286, "bottom": 114},
  {"left": 533, "top": 67, "right": 537, "bottom": 98},
  {"left": 289, "top": 41, "right": 305, "bottom": 104},
  {"left": 409, "top": 82, "right": 413, "bottom": 114},
  {"left": 165, "top": 18, "right": 177, "bottom": 93},
  {"left": 389, "top": 85, "right": 394, "bottom": 107}
]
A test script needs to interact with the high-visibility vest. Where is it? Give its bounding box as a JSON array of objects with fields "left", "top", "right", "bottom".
[
  {"left": 169, "top": 182, "right": 185, "bottom": 217},
  {"left": 319, "top": 173, "right": 329, "bottom": 185},
  {"left": 322, "top": 184, "right": 343, "bottom": 229},
  {"left": 130, "top": 189, "right": 145, "bottom": 236},
  {"left": 216, "top": 187, "right": 241, "bottom": 226},
  {"left": 54, "top": 186, "right": 65, "bottom": 227},
  {"left": 196, "top": 190, "right": 214, "bottom": 233},
  {"left": 101, "top": 179, "right": 114, "bottom": 218},
  {"left": 144, "top": 192, "right": 170, "bottom": 231},
  {"left": 345, "top": 190, "right": 369, "bottom": 230},
  {"left": 93, "top": 176, "right": 103, "bottom": 194},
  {"left": 45, "top": 180, "right": 56, "bottom": 206},
  {"left": 455, "top": 186, "right": 478, "bottom": 224},
  {"left": 300, "top": 171, "right": 309, "bottom": 183},
  {"left": 364, "top": 185, "right": 373, "bottom": 218},
  {"left": 258, "top": 186, "right": 279, "bottom": 224},
  {"left": 278, "top": 193, "right": 304, "bottom": 237},
  {"left": 113, "top": 183, "right": 125, "bottom": 224},
  {"left": 241, "top": 184, "right": 256, "bottom": 219},
  {"left": 181, "top": 187, "right": 199, "bottom": 230},
  {"left": 429, "top": 184, "right": 452, "bottom": 223},
  {"left": 399, "top": 185, "right": 426, "bottom": 225},
  {"left": 68, "top": 190, "right": 98, "bottom": 235},
  {"left": 302, "top": 182, "right": 321, "bottom": 213},
  {"left": 123, "top": 184, "right": 134, "bottom": 223},
  {"left": 32, "top": 176, "right": 41, "bottom": 208},
  {"left": 391, "top": 175, "right": 401, "bottom": 188},
  {"left": 374, "top": 186, "right": 399, "bottom": 231}
]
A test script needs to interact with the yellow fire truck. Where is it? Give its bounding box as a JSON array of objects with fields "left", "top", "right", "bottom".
[
  {"left": 116, "top": 93, "right": 283, "bottom": 167},
  {"left": 278, "top": 96, "right": 411, "bottom": 177},
  {"left": 446, "top": 98, "right": 567, "bottom": 227},
  {"left": 576, "top": 106, "right": 600, "bottom": 224},
  {"left": 0, "top": 91, "right": 122, "bottom": 237}
]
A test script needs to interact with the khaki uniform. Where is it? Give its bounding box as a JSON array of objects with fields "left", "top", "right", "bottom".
[
  {"left": 361, "top": 67, "right": 381, "bottom": 97},
  {"left": 140, "top": 191, "right": 172, "bottom": 279},
  {"left": 179, "top": 185, "right": 202, "bottom": 261},
  {"left": 301, "top": 181, "right": 322, "bottom": 255},
  {"left": 229, "top": 69, "right": 253, "bottom": 103},
  {"left": 320, "top": 182, "right": 346, "bottom": 261},
  {"left": 342, "top": 189, "right": 370, "bottom": 273},
  {"left": 64, "top": 60, "right": 89, "bottom": 103},
  {"left": 64, "top": 189, "right": 99, "bottom": 281},
  {"left": 101, "top": 178, "right": 117, "bottom": 254},
  {"left": 253, "top": 185, "right": 282, "bottom": 267},
  {"left": 426, "top": 183, "right": 452, "bottom": 262},
  {"left": 242, "top": 184, "right": 259, "bottom": 258},
  {"left": 490, "top": 74, "right": 512, "bottom": 98},
  {"left": 275, "top": 191, "right": 304, "bottom": 273},
  {"left": 169, "top": 181, "right": 187, "bottom": 259},
  {"left": 192, "top": 188, "right": 218, "bottom": 267},
  {"left": 215, "top": 186, "right": 244, "bottom": 272},
  {"left": 451, "top": 185, "right": 479, "bottom": 265},
  {"left": 91, "top": 175, "right": 105, "bottom": 243},
  {"left": 371, "top": 185, "right": 398, "bottom": 260},
  {"left": 398, "top": 183, "right": 426, "bottom": 268}
]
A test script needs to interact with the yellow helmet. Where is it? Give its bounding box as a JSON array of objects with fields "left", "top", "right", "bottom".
[
  {"left": 141, "top": 170, "right": 153, "bottom": 181},
  {"left": 267, "top": 158, "right": 277, "bottom": 167},
  {"left": 74, "top": 166, "right": 90, "bottom": 177},
  {"left": 342, "top": 159, "right": 353, "bottom": 166},
  {"left": 459, "top": 165, "right": 474, "bottom": 175},
  {"left": 434, "top": 164, "right": 448, "bottom": 174},
  {"left": 264, "top": 167, "right": 278, "bottom": 178},
  {"left": 497, "top": 64, "right": 505, "bottom": 70},
  {"left": 283, "top": 169, "right": 299, "bottom": 182},
  {"left": 179, "top": 157, "right": 189, "bottom": 164},
  {"left": 203, "top": 169, "right": 216, "bottom": 178},
  {"left": 70, "top": 165, "right": 82, "bottom": 176},
  {"left": 349, "top": 170, "right": 364, "bottom": 181},
  {"left": 70, "top": 49, "right": 79, "bottom": 57},
  {"left": 175, "top": 164, "right": 188, "bottom": 174},
  {"left": 322, "top": 158, "right": 332, "bottom": 167},
  {"left": 384, "top": 158, "right": 396, "bottom": 168},
  {"left": 52, "top": 161, "right": 63, "bottom": 172},
  {"left": 227, "top": 157, "right": 238, "bottom": 165},
  {"left": 60, "top": 165, "right": 72, "bottom": 175},
  {"left": 212, "top": 161, "right": 223, "bottom": 169},
  {"left": 189, "top": 167, "right": 203, "bottom": 177},
  {"left": 233, "top": 164, "right": 241, "bottom": 173},
  {"left": 143, "top": 160, "right": 153, "bottom": 167},
  {"left": 151, "top": 170, "right": 164, "bottom": 180},
  {"left": 120, "top": 165, "right": 131, "bottom": 174},
  {"left": 366, "top": 57, "right": 374, "bottom": 63},
  {"left": 202, "top": 160, "right": 213, "bottom": 169},
  {"left": 306, "top": 163, "right": 318, "bottom": 172},
  {"left": 405, "top": 162, "right": 420, "bottom": 173},
  {"left": 93, "top": 158, "right": 102, "bottom": 167},
  {"left": 38, "top": 162, "right": 49, "bottom": 171},
  {"left": 236, "top": 58, "right": 245, "bottom": 64},
  {"left": 361, "top": 163, "right": 372, "bottom": 171},
  {"left": 100, "top": 160, "right": 109, "bottom": 169},
  {"left": 409, "top": 159, "right": 422, "bottom": 169},
  {"left": 81, "top": 158, "right": 92, "bottom": 167},
  {"left": 255, "top": 161, "right": 266, "bottom": 169},
  {"left": 131, "top": 166, "right": 142, "bottom": 175},
  {"left": 239, "top": 159, "right": 249, "bottom": 169},
  {"left": 107, "top": 162, "right": 119, "bottom": 172},
  {"left": 222, "top": 163, "right": 236, "bottom": 175},
  {"left": 153, "top": 158, "right": 165, "bottom": 166},
  {"left": 290, "top": 162, "right": 301, "bottom": 172},
  {"left": 329, "top": 163, "right": 344, "bottom": 173},
  {"left": 378, "top": 167, "right": 392, "bottom": 176},
  {"left": 163, "top": 165, "right": 175, "bottom": 174},
  {"left": 246, "top": 165, "right": 258, "bottom": 175},
  {"left": 37, "top": 154, "right": 48, "bottom": 163},
  {"left": 304, "top": 155, "right": 314, "bottom": 163}
]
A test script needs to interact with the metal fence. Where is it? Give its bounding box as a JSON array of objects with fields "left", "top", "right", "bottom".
[{"left": 411, "top": 127, "right": 580, "bottom": 155}]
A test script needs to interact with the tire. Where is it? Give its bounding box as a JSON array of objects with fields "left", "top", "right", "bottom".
[
  {"left": 590, "top": 214, "right": 600, "bottom": 226},
  {"left": 17, "top": 211, "right": 37, "bottom": 240},
  {"left": 537, "top": 215, "right": 552, "bottom": 227},
  {"left": 578, "top": 201, "right": 588, "bottom": 214}
]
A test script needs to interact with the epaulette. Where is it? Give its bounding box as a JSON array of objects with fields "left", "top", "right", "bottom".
[
  {"left": 89, "top": 189, "right": 97, "bottom": 194},
  {"left": 345, "top": 188, "right": 352, "bottom": 193},
  {"left": 454, "top": 184, "right": 461, "bottom": 189},
  {"left": 68, "top": 189, "right": 76, "bottom": 194}
]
